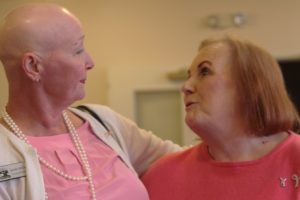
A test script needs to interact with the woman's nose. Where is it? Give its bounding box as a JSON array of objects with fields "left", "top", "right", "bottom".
[
  {"left": 181, "top": 78, "right": 194, "bottom": 95},
  {"left": 85, "top": 52, "right": 94, "bottom": 70}
]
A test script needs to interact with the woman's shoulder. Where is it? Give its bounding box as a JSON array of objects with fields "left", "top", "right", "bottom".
[
  {"left": 144, "top": 144, "right": 201, "bottom": 174},
  {"left": 286, "top": 131, "right": 300, "bottom": 151},
  {"left": 141, "top": 144, "right": 203, "bottom": 186},
  {"left": 76, "top": 104, "right": 115, "bottom": 114}
]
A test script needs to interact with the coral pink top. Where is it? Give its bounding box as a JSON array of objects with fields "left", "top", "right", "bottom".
[
  {"left": 28, "top": 122, "right": 149, "bottom": 200},
  {"left": 142, "top": 132, "right": 300, "bottom": 200}
]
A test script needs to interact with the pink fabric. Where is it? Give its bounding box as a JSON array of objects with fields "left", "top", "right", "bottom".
[
  {"left": 142, "top": 131, "right": 300, "bottom": 200},
  {"left": 28, "top": 122, "right": 149, "bottom": 200}
]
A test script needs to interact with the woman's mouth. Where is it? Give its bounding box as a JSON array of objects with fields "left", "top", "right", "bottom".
[{"left": 185, "top": 101, "right": 197, "bottom": 109}]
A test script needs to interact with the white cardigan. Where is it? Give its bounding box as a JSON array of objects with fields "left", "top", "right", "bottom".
[{"left": 0, "top": 104, "right": 181, "bottom": 200}]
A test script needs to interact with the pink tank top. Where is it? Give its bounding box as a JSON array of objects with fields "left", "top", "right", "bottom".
[{"left": 28, "top": 122, "right": 149, "bottom": 200}]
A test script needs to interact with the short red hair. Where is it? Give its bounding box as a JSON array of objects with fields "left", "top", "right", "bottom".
[{"left": 199, "top": 36, "right": 300, "bottom": 136}]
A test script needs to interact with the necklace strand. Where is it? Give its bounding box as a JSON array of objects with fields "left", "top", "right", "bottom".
[{"left": 2, "top": 109, "right": 97, "bottom": 200}]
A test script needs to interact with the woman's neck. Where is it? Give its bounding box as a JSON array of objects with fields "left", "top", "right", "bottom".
[
  {"left": 2, "top": 100, "right": 70, "bottom": 136},
  {"left": 206, "top": 131, "right": 289, "bottom": 162}
]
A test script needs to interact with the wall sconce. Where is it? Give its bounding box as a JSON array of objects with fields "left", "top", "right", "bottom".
[
  {"left": 205, "top": 12, "right": 246, "bottom": 29},
  {"left": 166, "top": 68, "right": 187, "bottom": 82}
]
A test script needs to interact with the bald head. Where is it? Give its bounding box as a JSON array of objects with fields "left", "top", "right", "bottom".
[{"left": 0, "top": 3, "right": 82, "bottom": 63}]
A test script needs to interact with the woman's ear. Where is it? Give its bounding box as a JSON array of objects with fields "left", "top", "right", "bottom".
[{"left": 22, "top": 52, "right": 42, "bottom": 82}]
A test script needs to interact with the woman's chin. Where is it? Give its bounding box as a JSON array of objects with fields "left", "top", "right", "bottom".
[{"left": 72, "top": 92, "right": 85, "bottom": 103}]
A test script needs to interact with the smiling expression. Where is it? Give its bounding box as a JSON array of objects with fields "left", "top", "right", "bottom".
[
  {"left": 182, "top": 42, "right": 240, "bottom": 135},
  {"left": 37, "top": 12, "right": 94, "bottom": 105}
]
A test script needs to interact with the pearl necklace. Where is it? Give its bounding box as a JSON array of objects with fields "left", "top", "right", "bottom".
[{"left": 2, "top": 110, "right": 97, "bottom": 200}]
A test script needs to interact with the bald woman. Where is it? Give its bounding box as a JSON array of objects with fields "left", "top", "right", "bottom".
[{"left": 0, "top": 3, "right": 180, "bottom": 200}]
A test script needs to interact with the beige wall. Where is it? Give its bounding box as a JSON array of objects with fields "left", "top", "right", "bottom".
[{"left": 0, "top": 0, "right": 300, "bottom": 114}]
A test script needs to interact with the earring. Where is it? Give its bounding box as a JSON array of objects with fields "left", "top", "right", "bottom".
[{"left": 35, "top": 77, "right": 40, "bottom": 82}]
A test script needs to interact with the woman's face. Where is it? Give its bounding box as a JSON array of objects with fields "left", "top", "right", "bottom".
[
  {"left": 38, "top": 17, "right": 94, "bottom": 105},
  {"left": 182, "top": 42, "right": 239, "bottom": 135}
]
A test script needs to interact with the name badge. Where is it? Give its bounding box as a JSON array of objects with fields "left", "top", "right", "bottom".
[{"left": 0, "top": 162, "right": 26, "bottom": 182}]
